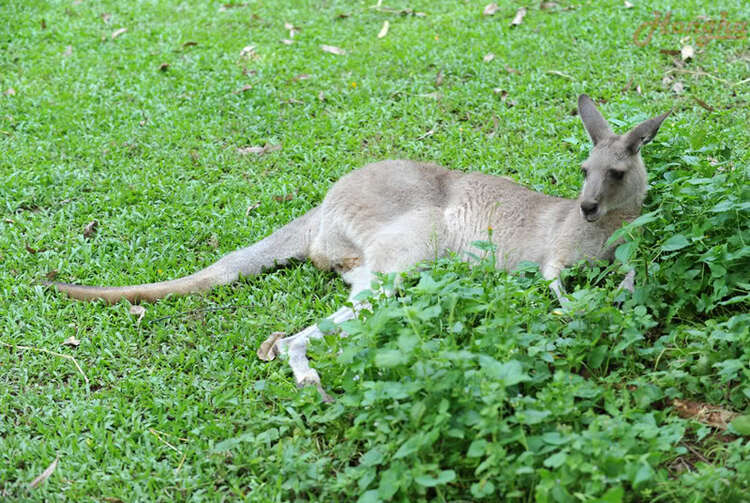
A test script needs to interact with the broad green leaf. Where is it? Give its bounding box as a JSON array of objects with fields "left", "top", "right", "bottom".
[
  {"left": 661, "top": 234, "right": 690, "bottom": 251},
  {"left": 467, "top": 438, "right": 488, "bottom": 457},
  {"left": 357, "top": 489, "right": 380, "bottom": 503},
  {"left": 397, "top": 333, "right": 419, "bottom": 354},
  {"left": 470, "top": 480, "right": 496, "bottom": 498},
  {"left": 515, "top": 409, "right": 551, "bottom": 425},
  {"left": 360, "top": 447, "right": 384, "bottom": 467},
  {"left": 632, "top": 462, "right": 654, "bottom": 489},
  {"left": 543, "top": 451, "right": 567, "bottom": 468},
  {"left": 375, "top": 349, "right": 408, "bottom": 368},
  {"left": 212, "top": 431, "right": 254, "bottom": 452},
  {"left": 478, "top": 356, "right": 530, "bottom": 386},
  {"left": 394, "top": 436, "right": 421, "bottom": 459},
  {"left": 729, "top": 415, "right": 750, "bottom": 436},
  {"left": 378, "top": 467, "right": 402, "bottom": 500},
  {"left": 606, "top": 209, "right": 660, "bottom": 246},
  {"left": 416, "top": 304, "right": 442, "bottom": 321},
  {"left": 615, "top": 241, "right": 637, "bottom": 263},
  {"left": 414, "top": 470, "right": 455, "bottom": 487},
  {"left": 592, "top": 486, "right": 624, "bottom": 503}
]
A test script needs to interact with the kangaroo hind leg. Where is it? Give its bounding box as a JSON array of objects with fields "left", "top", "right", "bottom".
[{"left": 259, "top": 265, "right": 375, "bottom": 402}]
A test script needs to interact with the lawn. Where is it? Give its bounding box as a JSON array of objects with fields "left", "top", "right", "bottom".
[{"left": 1, "top": 0, "right": 748, "bottom": 501}]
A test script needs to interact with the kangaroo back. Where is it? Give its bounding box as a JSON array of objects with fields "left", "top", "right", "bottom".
[{"left": 49, "top": 207, "right": 321, "bottom": 303}]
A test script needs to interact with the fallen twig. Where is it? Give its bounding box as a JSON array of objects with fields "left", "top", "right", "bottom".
[
  {"left": 1, "top": 341, "right": 89, "bottom": 385},
  {"left": 28, "top": 456, "right": 59, "bottom": 489},
  {"left": 665, "top": 68, "right": 732, "bottom": 85},
  {"left": 149, "top": 428, "right": 181, "bottom": 453},
  {"left": 547, "top": 70, "right": 574, "bottom": 80},
  {"left": 148, "top": 304, "right": 250, "bottom": 324}
]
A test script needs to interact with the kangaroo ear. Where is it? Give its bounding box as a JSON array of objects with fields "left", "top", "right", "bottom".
[
  {"left": 578, "top": 94, "right": 613, "bottom": 146},
  {"left": 623, "top": 109, "right": 671, "bottom": 154}
]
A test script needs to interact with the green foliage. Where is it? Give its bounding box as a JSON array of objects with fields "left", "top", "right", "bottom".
[
  {"left": 310, "top": 259, "right": 690, "bottom": 501},
  {"left": 1, "top": 0, "right": 748, "bottom": 501}
]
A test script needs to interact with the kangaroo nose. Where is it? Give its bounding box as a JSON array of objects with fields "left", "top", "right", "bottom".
[{"left": 581, "top": 201, "right": 598, "bottom": 216}]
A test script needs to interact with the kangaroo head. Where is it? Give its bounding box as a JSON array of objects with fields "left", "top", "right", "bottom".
[{"left": 577, "top": 94, "right": 670, "bottom": 222}]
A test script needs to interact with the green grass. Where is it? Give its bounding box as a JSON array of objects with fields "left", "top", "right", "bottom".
[{"left": 1, "top": 0, "right": 748, "bottom": 501}]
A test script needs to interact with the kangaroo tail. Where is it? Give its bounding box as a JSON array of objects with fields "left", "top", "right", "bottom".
[{"left": 48, "top": 207, "right": 321, "bottom": 304}]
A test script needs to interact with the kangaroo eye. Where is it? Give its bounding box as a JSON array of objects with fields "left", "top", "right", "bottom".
[{"left": 610, "top": 169, "right": 625, "bottom": 180}]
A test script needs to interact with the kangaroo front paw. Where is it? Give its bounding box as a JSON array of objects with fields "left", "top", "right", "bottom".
[
  {"left": 296, "top": 369, "right": 335, "bottom": 403},
  {"left": 257, "top": 331, "right": 285, "bottom": 361},
  {"left": 296, "top": 368, "right": 322, "bottom": 388}
]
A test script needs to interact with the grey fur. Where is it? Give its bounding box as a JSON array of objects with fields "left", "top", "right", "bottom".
[{"left": 50, "top": 95, "right": 669, "bottom": 398}]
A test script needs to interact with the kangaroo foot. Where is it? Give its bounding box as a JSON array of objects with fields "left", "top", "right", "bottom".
[{"left": 257, "top": 331, "right": 285, "bottom": 361}]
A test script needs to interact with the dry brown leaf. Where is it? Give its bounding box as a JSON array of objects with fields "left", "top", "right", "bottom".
[
  {"left": 219, "top": 3, "right": 248, "bottom": 11},
  {"left": 245, "top": 201, "right": 261, "bottom": 216},
  {"left": 483, "top": 53, "right": 495, "bottom": 63},
  {"left": 129, "top": 305, "right": 146, "bottom": 324},
  {"left": 207, "top": 234, "right": 219, "bottom": 249},
  {"left": 237, "top": 143, "right": 281, "bottom": 156},
  {"left": 158, "top": 62, "right": 169, "bottom": 72},
  {"left": 672, "top": 399, "right": 738, "bottom": 430},
  {"left": 293, "top": 73, "right": 311, "bottom": 81},
  {"left": 416, "top": 129, "right": 434, "bottom": 140},
  {"left": 111, "top": 27, "right": 127, "bottom": 39},
  {"left": 435, "top": 70, "right": 444, "bottom": 87},
  {"left": 63, "top": 45, "right": 73, "bottom": 57},
  {"left": 28, "top": 457, "right": 59, "bottom": 489},
  {"left": 511, "top": 7, "right": 527, "bottom": 26},
  {"left": 25, "top": 243, "right": 47, "bottom": 254},
  {"left": 273, "top": 193, "right": 294, "bottom": 202},
  {"left": 483, "top": 3, "right": 499, "bottom": 16},
  {"left": 504, "top": 65, "right": 520, "bottom": 74},
  {"left": 237, "top": 146, "right": 264, "bottom": 155},
  {"left": 284, "top": 22, "right": 299, "bottom": 38},
  {"left": 493, "top": 89, "right": 516, "bottom": 107},
  {"left": 377, "top": 20, "right": 390, "bottom": 39},
  {"left": 4, "top": 88, "right": 16, "bottom": 96},
  {"left": 240, "top": 45, "right": 256, "bottom": 57},
  {"left": 257, "top": 332, "right": 284, "bottom": 361},
  {"left": 62, "top": 335, "right": 80, "bottom": 347},
  {"left": 233, "top": 84, "right": 252, "bottom": 94},
  {"left": 45, "top": 270, "right": 59, "bottom": 280},
  {"left": 182, "top": 41, "right": 198, "bottom": 48},
  {"left": 659, "top": 49, "right": 680, "bottom": 56},
  {"left": 321, "top": 44, "right": 346, "bottom": 55},
  {"left": 487, "top": 113, "right": 499, "bottom": 137},
  {"left": 692, "top": 96, "right": 715, "bottom": 112},
  {"left": 681, "top": 45, "right": 695, "bottom": 61},
  {"left": 540, "top": 2, "right": 559, "bottom": 9},
  {"left": 547, "top": 70, "right": 574, "bottom": 80},
  {"left": 83, "top": 220, "right": 98, "bottom": 238}
]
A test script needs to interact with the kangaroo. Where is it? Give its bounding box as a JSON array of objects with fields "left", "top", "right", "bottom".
[{"left": 49, "top": 95, "right": 669, "bottom": 401}]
